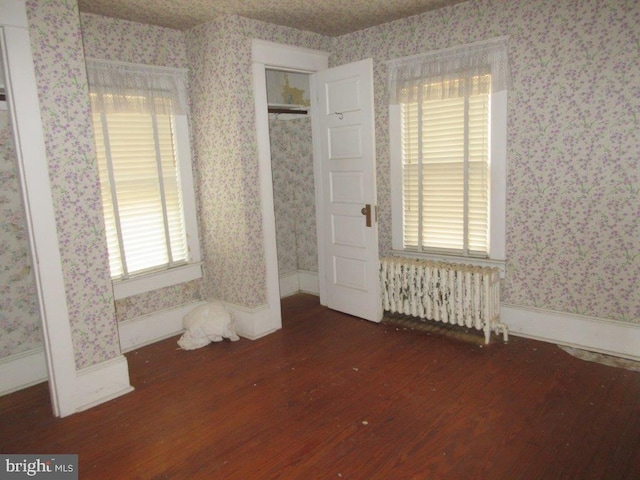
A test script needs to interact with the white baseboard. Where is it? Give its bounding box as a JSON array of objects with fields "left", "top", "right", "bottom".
[
  {"left": 0, "top": 347, "right": 48, "bottom": 396},
  {"left": 279, "top": 270, "right": 319, "bottom": 298},
  {"left": 224, "top": 301, "right": 281, "bottom": 340},
  {"left": 118, "top": 301, "right": 208, "bottom": 352},
  {"left": 298, "top": 270, "right": 319, "bottom": 295},
  {"left": 232, "top": 269, "right": 320, "bottom": 340},
  {"left": 75, "top": 354, "right": 133, "bottom": 412},
  {"left": 279, "top": 270, "right": 300, "bottom": 298},
  {"left": 501, "top": 304, "right": 640, "bottom": 361},
  {"left": 118, "top": 297, "right": 282, "bottom": 346}
]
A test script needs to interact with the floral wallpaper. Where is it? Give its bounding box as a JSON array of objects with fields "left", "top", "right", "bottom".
[
  {"left": 0, "top": 109, "right": 41, "bottom": 358},
  {"left": 79, "top": 13, "right": 204, "bottom": 321},
  {"left": 269, "top": 117, "right": 318, "bottom": 276},
  {"left": 185, "top": 16, "right": 328, "bottom": 308},
  {"left": 79, "top": 13, "right": 187, "bottom": 69},
  {"left": 330, "top": 0, "right": 639, "bottom": 323},
  {"left": 114, "top": 280, "right": 202, "bottom": 322},
  {"left": 11, "top": 0, "right": 636, "bottom": 374},
  {"left": 26, "top": 0, "right": 121, "bottom": 369}
]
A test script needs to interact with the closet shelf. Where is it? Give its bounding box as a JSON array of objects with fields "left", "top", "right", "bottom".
[{"left": 267, "top": 104, "right": 309, "bottom": 115}]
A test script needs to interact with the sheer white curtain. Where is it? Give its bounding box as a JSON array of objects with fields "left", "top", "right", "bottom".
[
  {"left": 85, "top": 59, "right": 192, "bottom": 280},
  {"left": 386, "top": 37, "right": 510, "bottom": 104},
  {"left": 86, "top": 59, "right": 189, "bottom": 115}
]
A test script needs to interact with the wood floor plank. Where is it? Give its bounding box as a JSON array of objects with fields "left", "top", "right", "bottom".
[{"left": 1, "top": 294, "right": 639, "bottom": 479}]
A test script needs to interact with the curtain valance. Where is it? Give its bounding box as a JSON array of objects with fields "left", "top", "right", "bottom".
[
  {"left": 86, "top": 59, "right": 189, "bottom": 115},
  {"left": 386, "top": 37, "right": 510, "bottom": 104}
]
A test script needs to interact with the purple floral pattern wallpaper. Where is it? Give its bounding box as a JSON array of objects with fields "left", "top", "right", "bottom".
[
  {"left": 0, "top": 109, "right": 41, "bottom": 358},
  {"left": 25, "top": 0, "right": 121, "bottom": 368},
  {"left": 331, "top": 0, "right": 639, "bottom": 323},
  {"left": 186, "top": 16, "right": 328, "bottom": 307},
  {"left": 80, "top": 13, "right": 187, "bottom": 69},
  {"left": 269, "top": 117, "right": 318, "bottom": 276},
  {"left": 114, "top": 279, "right": 202, "bottom": 322},
  {"left": 186, "top": 17, "right": 263, "bottom": 307}
]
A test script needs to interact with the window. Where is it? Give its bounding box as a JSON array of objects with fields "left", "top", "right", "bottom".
[
  {"left": 87, "top": 60, "right": 201, "bottom": 299},
  {"left": 388, "top": 38, "right": 509, "bottom": 266}
]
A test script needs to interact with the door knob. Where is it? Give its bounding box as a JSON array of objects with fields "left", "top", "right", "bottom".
[{"left": 361, "top": 204, "right": 371, "bottom": 227}]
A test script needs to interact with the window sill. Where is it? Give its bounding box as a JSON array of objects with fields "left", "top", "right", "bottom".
[
  {"left": 389, "top": 250, "right": 506, "bottom": 278},
  {"left": 112, "top": 262, "right": 203, "bottom": 300}
]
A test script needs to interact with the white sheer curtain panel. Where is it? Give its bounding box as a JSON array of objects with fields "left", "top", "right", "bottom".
[
  {"left": 86, "top": 59, "right": 189, "bottom": 115},
  {"left": 386, "top": 37, "right": 510, "bottom": 104}
]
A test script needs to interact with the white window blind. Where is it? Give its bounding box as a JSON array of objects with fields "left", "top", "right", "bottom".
[
  {"left": 87, "top": 59, "right": 198, "bottom": 282},
  {"left": 401, "top": 76, "right": 490, "bottom": 256},
  {"left": 92, "top": 112, "right": 188, "bottom": 278},
  {"left": 388, "top": 38, "right": 509, "bottom": 263}
]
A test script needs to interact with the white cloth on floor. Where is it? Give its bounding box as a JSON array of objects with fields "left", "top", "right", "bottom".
[{"left": 177, "top": 300, "right": 240, "bottom": 350}]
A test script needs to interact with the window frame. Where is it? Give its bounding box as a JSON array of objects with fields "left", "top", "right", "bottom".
[{"left": 390, "top": 87, "right": 507, "bottom": 274}]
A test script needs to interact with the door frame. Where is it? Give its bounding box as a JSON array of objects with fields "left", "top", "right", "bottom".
[
  {"left": 252, "top": 40, "right": 330, "bottom": 321},
  {"left": 1, "top": 0, "right": 78, "bottom": 416}
]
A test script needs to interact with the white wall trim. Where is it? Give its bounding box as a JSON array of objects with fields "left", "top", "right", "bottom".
[
  {"left": 252, "top": 60, "right": 283, "bottom": 339},
  {"left": 279, "top": 270, "right": 320, "bottom": 298},
  {"left": 279, "top": 271, "right": 300, "bottom": 298},
  {"left": 113, "top": 262, "right": 202, "bottom": 300},
  {"left": 224, "top": 301, "right": 280, "bottom": 340},
  {"left": 118, "top": 301, "right": 207, "bottom": 352},
  {"left": 119, "top": 297, "right": 280, "bottom": 348},
  {"left": 0, "top": 347, "right": 48, "bottom": 396},
  {"left": 0, "top": 0, "right": 26, "bottom": 27},
  {"left": 299, "top": 270, "right": 319, "bottom": 295},
  {"left": 1, "top": 0, "right": 78, "bottom": 417},
  {"left": 252, "top": 40, "right": 329, "bottom": 71},
  {"left": 75, "top": 355, "right": 133, "bottom": 412},
  {"left": 502, "top": 304, "right": 640, "bottom": 361}
]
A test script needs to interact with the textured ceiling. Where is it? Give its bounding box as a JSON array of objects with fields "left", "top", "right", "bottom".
[{"left": 77, "top": 0, "right": 468, "bottom": 36}]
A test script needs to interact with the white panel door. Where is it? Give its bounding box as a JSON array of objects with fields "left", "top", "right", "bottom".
[{"left": 315, "top": 59, "right": 381, "bottom": 322}]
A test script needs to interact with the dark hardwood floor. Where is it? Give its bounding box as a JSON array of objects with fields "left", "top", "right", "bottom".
[{"left": 1, "top": 294, "right": 639, "bottom": 479}]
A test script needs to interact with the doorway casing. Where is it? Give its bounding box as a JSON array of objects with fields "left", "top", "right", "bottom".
[
  {"left": 251, "top": 40, "right": 329, "bottom": 334},
  {"left": 0, "top": 0, "right": 77, "bottom": 416}
]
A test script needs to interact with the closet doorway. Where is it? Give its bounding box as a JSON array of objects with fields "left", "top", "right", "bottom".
[
  {"left": 252, "top": 40, "right": 328, "bottom": 331},
  {"left": 252, "top": 40, "right": 381, "bottom": 329},
  {"left": 265, "top": 69, "right": 319, "bottom": 300}
]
